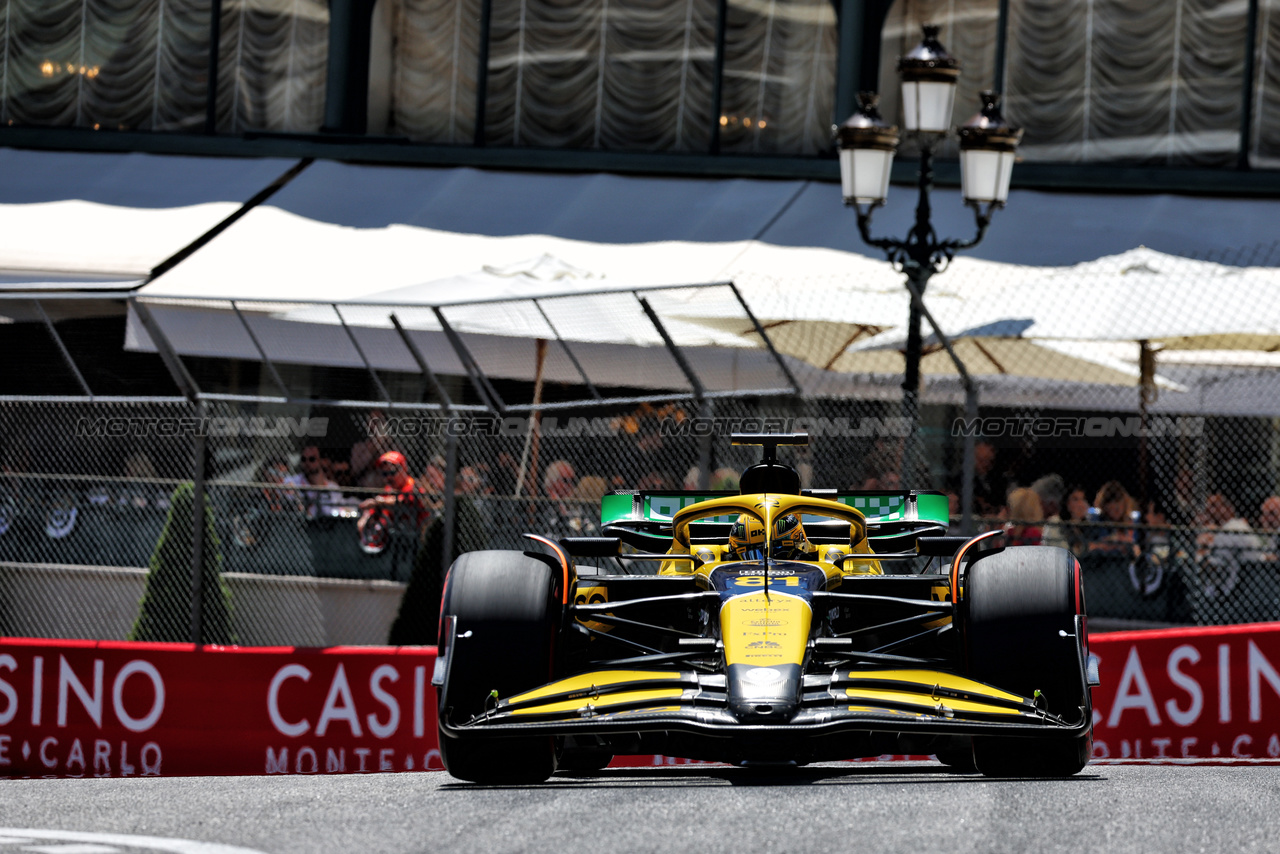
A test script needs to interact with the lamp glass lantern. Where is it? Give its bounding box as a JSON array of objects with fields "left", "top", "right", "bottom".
[
  {"left": 836, "top": 93, "right": 900, "bottom": 206},
  {"left": 958, "top": 90, "right": 1024, "bottom": 205},
  {"left": 897, "top": 24, "right": 960, "bottom": 133}
]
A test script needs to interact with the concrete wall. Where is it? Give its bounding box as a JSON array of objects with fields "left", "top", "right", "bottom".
[{"left": 0, "top": 562, "right": 405, "bottom": 646}]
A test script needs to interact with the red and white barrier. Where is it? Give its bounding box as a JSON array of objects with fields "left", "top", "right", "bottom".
[
  {"left": 0, "top": 638, "right": 441, "bottom": 778},
  {"left": 1090, "top": 623, "right": 1280, "bottom": 762},
  {"left": 5, "top": 623, "right": 1280, "bottom": 777}
]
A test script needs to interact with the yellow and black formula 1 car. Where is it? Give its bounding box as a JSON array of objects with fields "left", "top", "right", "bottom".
[{"left": 434, "top": 433, "right": 1097, "bottom": 783}]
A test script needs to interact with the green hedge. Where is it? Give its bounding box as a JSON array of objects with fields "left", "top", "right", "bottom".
[{"left": 131, "top": 482, "right": 235, "bottom": 644}]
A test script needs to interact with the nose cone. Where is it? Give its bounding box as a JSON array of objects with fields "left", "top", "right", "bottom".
[{"left": 727, "top": 663, "right": 802, "bottom": 721}]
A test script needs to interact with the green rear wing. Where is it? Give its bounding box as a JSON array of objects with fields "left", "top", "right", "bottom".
[{"left": 600, "top": 489, "right": 951, "bottom": 529}]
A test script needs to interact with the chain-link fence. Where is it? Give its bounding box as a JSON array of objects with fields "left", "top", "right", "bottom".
[{"left": 3, "top": 256, "right": 1280, "bottom": 643}]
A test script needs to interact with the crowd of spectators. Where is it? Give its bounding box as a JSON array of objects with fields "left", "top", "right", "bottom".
[
  {"left": 238, "top": 414, "right": 1280, "bottom": 583},
  {"left": 946, "top": 440, "right": 1280, "bottom": 569}
]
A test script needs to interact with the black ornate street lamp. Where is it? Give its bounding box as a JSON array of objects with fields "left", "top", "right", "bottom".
[{"left": 837, "top": 24, "right": 1022, "bottom": 459}]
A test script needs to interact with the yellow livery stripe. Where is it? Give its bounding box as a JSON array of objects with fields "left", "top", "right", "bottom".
[
  {"left": 510, "top": 688, "right": 685, "bottom": 716},
  {"left": 843, "top": 669, "right": 1026, "bottom": 703},
  {"left": 844, "top": 687, "right": 1024, "bottom": 716},
  {"left": 506, "top": 670, "right": 686, "bottom": 705}
]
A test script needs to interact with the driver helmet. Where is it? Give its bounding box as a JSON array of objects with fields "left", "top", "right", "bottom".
[
  {"left": 728, "top": 513, "right": 810, "bottom": 561},
  {"left": 771, "top": 513, "right": 811, "bottom": 560},
  {"left": 729, "top": 517, "right": 767, "bottom": 561}
]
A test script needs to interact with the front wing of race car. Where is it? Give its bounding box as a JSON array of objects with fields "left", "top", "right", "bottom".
[{"left": 439, "top": 631, "right": 1093, "bottom": 744}]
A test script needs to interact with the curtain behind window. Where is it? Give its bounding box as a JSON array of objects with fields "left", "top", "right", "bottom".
[
  {"left": 881, "top": 0, "right": 1267, "bottom": 168},
  {"left": 0, "top": 0, "right": 326, "bottom": 134},
  {"left": 388, "top": 0, "right": 481, "bottom": 143},
  {"left": 0, "top": 0, "right": 209, "bottom": 131},
  {"left": 388, "top": 0, "right": 836, "bottom": 154},
  {"left": 214, "top": 0, "right": 328, "bottom": 134}
]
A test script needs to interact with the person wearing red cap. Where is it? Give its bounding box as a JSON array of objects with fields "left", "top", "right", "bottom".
[{"left": 358, "top": 451, "right": 433, "bottom": 579}]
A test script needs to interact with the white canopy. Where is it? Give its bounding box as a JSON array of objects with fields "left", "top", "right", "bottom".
[
  {"left": 848, "top": 248, "right": 1280, "bottom": 357},
  {"left": 2, "top": 150, "right": 1276, "bottom": 412},
  {"left": 0, "top": 149, "right": 297, "bottom": 281}
]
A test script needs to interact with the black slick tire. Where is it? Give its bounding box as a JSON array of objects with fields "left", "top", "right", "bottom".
[
  {"left": 935, "top": 745, "right": 977, "bottom": 773},
  {"left": 965, "top": 546, "right": 1092, "bottom": 778},
  {"left": 437, "top": 550, "right": 560, "bottom": 784},
  {"left": 556, "top": 749, "right": 614, "bottom": 773}
]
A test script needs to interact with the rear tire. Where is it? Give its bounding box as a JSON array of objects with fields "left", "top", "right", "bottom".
[
  {"left": 437, "top": 550, "right": 561, "bottom": 784},
  {"left": 965, "top": 546, "right": 1092, "bottom": 778}
]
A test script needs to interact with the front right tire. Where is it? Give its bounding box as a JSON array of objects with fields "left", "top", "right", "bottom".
[{"left": 437, "top": 550, "right": 561, "bottom": 784}]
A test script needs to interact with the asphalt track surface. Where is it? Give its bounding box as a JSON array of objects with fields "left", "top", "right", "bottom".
[{"left": 3, "top": 762, "right": 1279, "bottom": 854}]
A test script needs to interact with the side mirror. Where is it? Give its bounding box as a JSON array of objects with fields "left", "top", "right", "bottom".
[
  {"left": 916, "top": 535, "right": 970, "bottom": 557},
  {"left": 559, "top": 537, "right": 622, "bottom": 558}
]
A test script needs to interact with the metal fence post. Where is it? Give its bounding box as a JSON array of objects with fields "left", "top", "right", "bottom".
[
  {"left": 441, "top": 431, "right": 458, "bottom": 566},
  {"left": 388, "top": 313, "right": 460, "bottom": 571},
  {"left": 698, "top": 399, "right": 714, "bottom": 489},
  {"left": 961, "top": 386, "right": 978, "bottom": 536},
  {"left": 190, "top": 399, "right": 207, "bottom": 644}
]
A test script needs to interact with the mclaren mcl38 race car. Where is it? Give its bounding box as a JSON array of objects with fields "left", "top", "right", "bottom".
[{"left": 434, "top": 434, "right": 1098, "bottom": 782}]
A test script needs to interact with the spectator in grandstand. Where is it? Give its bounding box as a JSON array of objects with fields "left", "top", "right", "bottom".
[
  {"left": 490, "top": 451, "right": 520, "bottom": 497},
  {"left": 350, "top": 410, "right": 398, "bottom": 489},
  {"left": 359, "top": 451, "right": 433, "bottom": 580},
  {"left": 283, "top": 444, "right": 340, "bottom": 518},
  {"left": 948, "top": 439, "right": 1006, "bottom": 518},
  {"left": 1043, "top": 483, "right": 1089, "bottom": 556},
  {"left": 1086, "top": 480, "right": 1139, "bottom": 554},
  {"left": 1192, "top": 493, "right": 1265, "bottom": 597},
  {"left": 1004, "top": 487, "right": 1044, "bottom": 546},
  {"left": 854, "top": 468, "right": 900, "bottom": 491},
  {"left": 456, "top": 465, "right": 483, "bottom": 495},
  {"left": 1257, "top": 495, "right": 1280, "bottom": 560},
  {"left": 421, "top": 454, "right": 447, "bottom": 496},
  {"left": 683, "top": 466, "right": 743, "bottom": 492},
  {"left": 329, "top": 453, "right": 353, "bottom": 487},
  {"left": 1196, "top": 493, "right": 1266, "bottom": 563},
  {"left": 1030, "top": 474, "right": 1065, "bottom": 520},
  {"left": 627, "top": 402, "right": 696, "bottom": 488},
  {"left": 795, "top": 447, "right": 814, "bottom": 491},
  {"left": 254, "top": 457, "right": 291, "bottom": 512},
  {"left": 637, "top": 471, "right": 675, "bottom": 491},
  {"left": 683, "top": 465, "right": 702, "bottom": 490},
  {"left": 544, "top": 459, "right": 576, "bottom": 500},
  {"left": 711, "top": 467, "right": 741, "bottom": 492},
  {"left": 561, "top": 475, "right": 608, "bottom": 537},
  {"left": 1033, "top": 474, "right": 1066, "bottom": 545},
  {"left": 536, "top": 458, "right": 577, "bottom": 531},
  {"left": 973, "top": 440, "right": 1008, "bottom": 516},
  {"left": 1136, "top": 498, "right": 1172, "bottom": 558},
  {"left": 360, "top": 451, "right": 433, "bottom": 523}
]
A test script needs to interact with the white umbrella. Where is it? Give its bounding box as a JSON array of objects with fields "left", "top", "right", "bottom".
[
  {"left": 833, "top": 247, "right": 1280, "bottom": 390},
  {"left": 672, "top": 282, "right": 912, "bottom": 371},
  {"left": 958, "top": 248, "right": 1280, "bottom": 350},
  {"left": 836, "top": 318, "right": 1186, "bottom": 390}
]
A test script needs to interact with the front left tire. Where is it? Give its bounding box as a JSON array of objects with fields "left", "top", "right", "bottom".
[{"left": 963, "top": 546, "right": 1092, "bottom": 777}]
